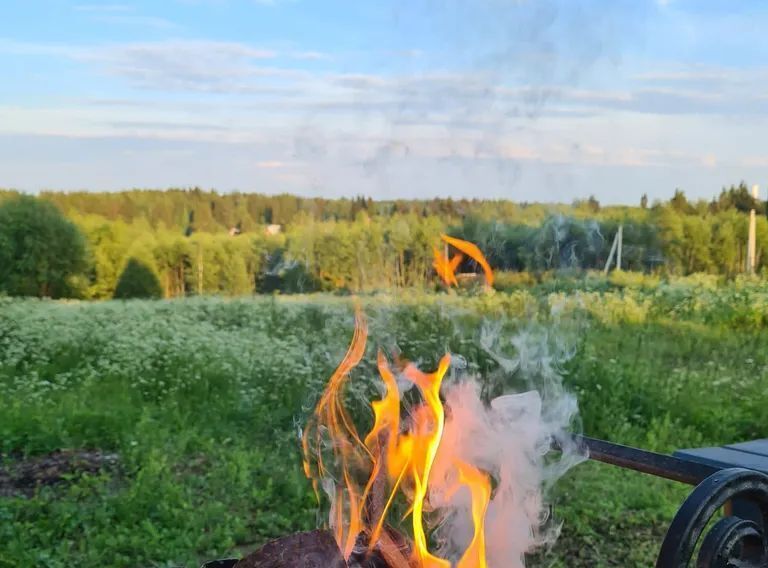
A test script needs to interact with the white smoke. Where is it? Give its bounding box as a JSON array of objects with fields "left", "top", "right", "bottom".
[
  {"left": 426, "top": 323, "right": 586, "bottom": 567},
  {"left": 304, "top": 310, "right": 587, "bottom": 567}
]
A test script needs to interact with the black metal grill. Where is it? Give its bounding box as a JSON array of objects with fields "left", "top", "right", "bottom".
[{"left": 566, "top": 436, "right": 768, "bottom": 567}]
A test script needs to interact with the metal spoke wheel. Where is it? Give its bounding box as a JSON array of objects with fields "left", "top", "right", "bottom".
[{"left": 657, "top": 468, "right": 768, "bottom": 568}]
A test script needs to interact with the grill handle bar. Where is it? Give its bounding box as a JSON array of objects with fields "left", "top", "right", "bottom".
[{"left": 556, "top": 435, "right": 721, "bottom": 486}]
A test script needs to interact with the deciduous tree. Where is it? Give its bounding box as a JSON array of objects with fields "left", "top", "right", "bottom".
[{"left": 0, "top": 195, "right": 87, "bottom": 298}]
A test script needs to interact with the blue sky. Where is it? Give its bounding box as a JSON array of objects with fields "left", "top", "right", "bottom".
[{"left": 1, "top": 0, "right": 766, "bottom": 204}]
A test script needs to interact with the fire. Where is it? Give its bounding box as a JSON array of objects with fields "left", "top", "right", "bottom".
[
  {"left": 432, "top": 247, "right": 463, "bottom": 287},
  {"left": 301, "top": 308, "right": 370, "bottom": 557},
  {"left": 302, "top": 309, "right": 492, "bottom": 567},
  {"left": 433, "top": 235, "right": 494, "bottom": 288}
]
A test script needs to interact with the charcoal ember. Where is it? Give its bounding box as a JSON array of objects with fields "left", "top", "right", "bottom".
[
  {"left": 234, "top": 530, "right": 345, "bottom": 568},
  {"left": 233, "top": 528, "right": 413, "bottom": 568},
  {"left": 348, "top": 527, "right": 414, "bottom": 568}
]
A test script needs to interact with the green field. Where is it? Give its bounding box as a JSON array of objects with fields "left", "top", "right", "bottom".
[{"left": 2, "top": 278, "right": 768, "bottom": 567}]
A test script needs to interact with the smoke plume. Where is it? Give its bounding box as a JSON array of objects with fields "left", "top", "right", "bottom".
[{"left": 423, "top": 321, "right": 585, "bottom": 566}]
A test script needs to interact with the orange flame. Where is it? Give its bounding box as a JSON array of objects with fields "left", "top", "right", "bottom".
[
  {"left": 301, "top": 306, "right": 370, "bottom": 557},
  {"left": 434, "top": 235, "right": 494, "bottom": 287},
  {"left": 302, "top": 309, "right": 491, "bottom": 567},
  {"left": 432, "top": 247, "right": 464, "bottom": 287},
  {"left": 401, "top": 356, "right": 453, "bottom": 568},
  {"left": 455, "top": 463, "right": 491, "bottom": 568}
]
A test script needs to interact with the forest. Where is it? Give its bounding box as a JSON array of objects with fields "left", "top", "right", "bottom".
[{"left": 0, "top": 183, "right": 766, "bottom": 299}]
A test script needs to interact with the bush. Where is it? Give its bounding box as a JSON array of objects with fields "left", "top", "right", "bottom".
[
  {"left": 113, "top": 258, "right": 163, "bottom": 299},
  {"left": 608, "top": 270, "right": 660, "bottom": 290},
  {"left": 492, "top": 270, "right": 537, "bottom": 291},
  {"left": 0, "top": 195, "right": 87, "bottom": 298}
]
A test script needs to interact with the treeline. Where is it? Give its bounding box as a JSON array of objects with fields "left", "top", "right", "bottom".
[
  {"left": 36, "top": 188, "right": 559, "bottom": 233},
  {"left": 453, "top": 203, "right": 767, "bottom": 276},
  {"left": 0, "top": 183, "right": 765, "bottom": 299}
]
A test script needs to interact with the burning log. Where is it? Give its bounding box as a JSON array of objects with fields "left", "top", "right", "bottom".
[
  {"left": 233, "top": 530, "right": 344, "bottom": 568},
  {"left": 232, "top": 527, "right": 413, "bottom": 568}
]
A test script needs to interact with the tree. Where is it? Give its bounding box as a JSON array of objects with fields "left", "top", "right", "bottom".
[
  {"left": 756, "top": 216, "right": 768, "bottom": 272},
  {"left": 711, "top": 214, "right": 739, "bottom": 276},
  {"left": 0, "top": 195, "right": 88, "bottom": 298},
  {"left": 640, "top": 194, "right": 648, "bottom": 209},
  {"left": 113, "top": 258, "right": 163, "bottom": 299},
  {"left": 681, "top": 215, "right": 712, "bottom": 273},
  {"left": 670, "top": 189, "right": 693, "bottom": 214},
  {"left": 153, "top": 232, "right": 191, "bottom": 298},
  {"left": 655, "top": 207, "right": 685, "bottom": 273},
  {"left": 218, "top": 239, "right": 252, "bottom": 295},
  {"left": 711, "top": 183, "right": 764, "bottom": 215},
  {"left": 572, "top": 195, "right": 601, "bottom": 214},
  {"left": 73, "top": 215, "right": 134, "bottom": 299}
]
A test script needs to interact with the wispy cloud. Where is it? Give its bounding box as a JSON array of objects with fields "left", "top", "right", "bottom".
[
  {"left": 391, "top": 49, "right": 424, "bottom": 59},
  {"left": 84, "top": 40, "right": 281, "bottom": 92},
  {"left": 108, "top": 120, "right": 230, "bottom": 132},
  {"left": 251, "top": 0, "right": 295, "bottom": 5},
  {"left": 0, "top": 39, "right": 84, "bottom": 58},
  {"left": 633, "top": 65, "right": 768, "bottom": 87},
  {"left": 4, "top": 36, "right": 767, "bottom": 123},
  {"left": 74, "top": 4, "right": 133, "bottom": 12},
  {"left": 291, "top": 51, "right": 331, "bottom": 61},
  {"left": 255, "top": 160, "right": 292, "bottom": 168},
  {"left": 93, "top": 15, "right": 180, "bottom": 29},
  {"left": 74, "top": 3, "right": 179, "bottom": 30},
  {"left": 3, "top": 0, "right": 768, "bottom": 202}
]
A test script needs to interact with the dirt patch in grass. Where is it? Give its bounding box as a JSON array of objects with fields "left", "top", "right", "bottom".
[{"left": 0, "top": 449, "right": 119, "bottom": 497}]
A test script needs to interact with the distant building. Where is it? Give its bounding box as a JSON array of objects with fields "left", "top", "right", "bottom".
[
  {"left": 266, "top": 224, "right": 282, "bottom": 236},
  {"left": 228, "top": 226, "right": 241, "bottom": 236}
]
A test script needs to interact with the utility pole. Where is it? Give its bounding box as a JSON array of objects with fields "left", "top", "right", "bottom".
[
  {"left": 747, "top": 185, "right": 759, "bottom": 274},
  {"left": 604, "top": 225, "right": 623, "bottom": 274}
]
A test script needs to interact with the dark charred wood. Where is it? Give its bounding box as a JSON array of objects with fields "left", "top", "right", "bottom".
[
  {"left": 233, "top": 530, "right": 345, "bottom": 568},
  {"left": 348, "top": 527, "right": 414, "bottom": 568},
  {"left": 362, "top": 430, "right": 389, "bottom": 553},
  {"left": 231, "top": 527, "right": 413, "bottom": 568}
]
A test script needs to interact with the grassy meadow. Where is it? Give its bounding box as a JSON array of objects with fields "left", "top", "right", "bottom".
[{"left": 2, "top": 275, "right": 768, "bottom": 567}]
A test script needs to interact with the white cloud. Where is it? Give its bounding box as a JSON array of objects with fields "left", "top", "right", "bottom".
[
  {"left": 741, "top": 156, "right": 768, "bottom": 168},
  {"left": 291, "top": 51, "right": 332, "bottom": 61},
  {"left": 0, "top": 39, "right": 84, "bottom": 58},
  {"left": 71, "top": 40, "right": 285, "bottom": 92},
  {"left": 92, "top": 15, "right": 180, "bottom": 29},
  {"left": 4, "top": 27, "right": 768, "bottom": 202},
  {"left": 74, "top": 4, "right": 133, "bottom": 12},
  {"left": 73, "top": 3, "right": 179, "bottom": 30},
  {"left": 255, "top": 160, "right": 292, "bottom": 168}
]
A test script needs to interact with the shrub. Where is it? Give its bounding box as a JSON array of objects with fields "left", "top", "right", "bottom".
[
  {"left": 114, "top": 258, "right": 163, "bottom": 299},
  {"left": 0, "top": 195, "right": 87, "bottom": 298}
]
